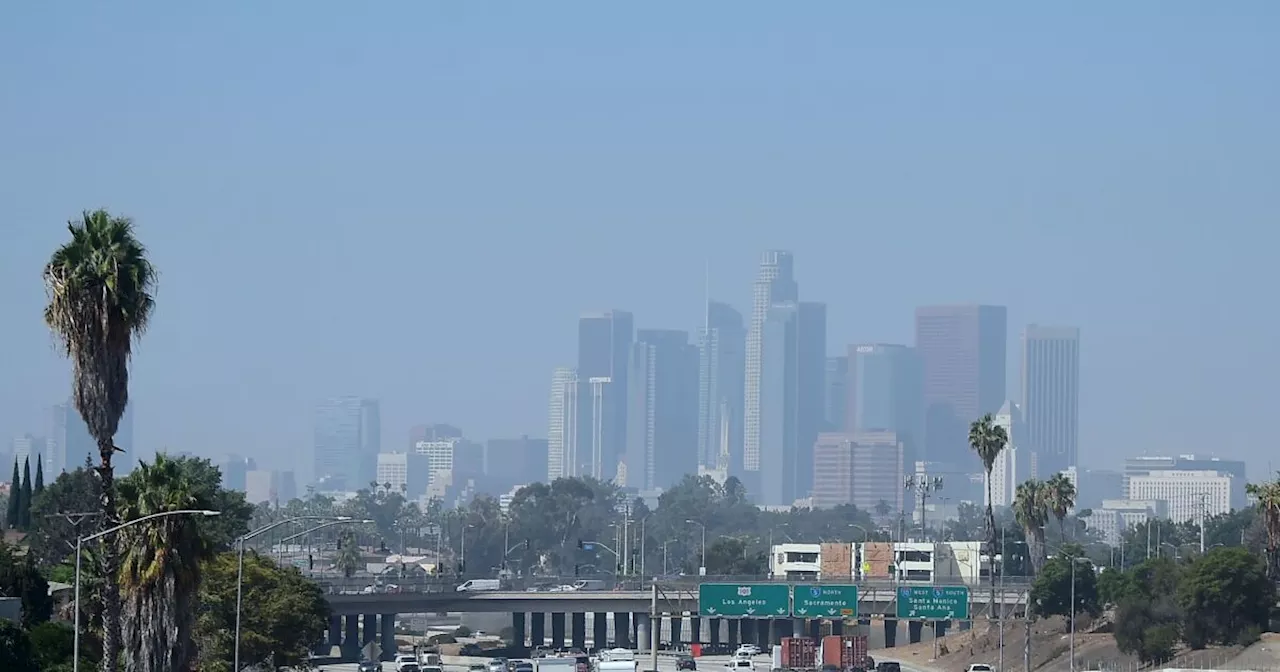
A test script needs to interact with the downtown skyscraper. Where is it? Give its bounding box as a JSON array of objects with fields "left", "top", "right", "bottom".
[
  {"left": 915, "top": 304, "right": 1007, "bottom": 468},
  {"left": 744, "top": 251, "right": 798, "bottom": 490},
  {"left": 547, "top": 367, "right": 580, "bottom": 481},
  {"left": 624, "top": 329, "right": 699, "bottom": 490},
  {"left": 846, "top": 343, "right": 924, "bottom": 463},
  {"left": 697, "top": 300, "right": 745, "bottom": 478},
  {"left": 313, "top": 397, "right": 380, "bottom": 490},
  {"left": 1021, "top": 325, "right": 1080, "bottom": 476},
  {"left": 577, "top": 310, "right": 633, "bottom": 481}
]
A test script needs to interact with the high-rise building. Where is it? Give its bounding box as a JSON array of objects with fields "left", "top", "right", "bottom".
[
  {"left": 794, "top": 302, "right": 827, "bottom": 499},
  {"left": 846, "top": 344, "right": 924, "bottom": 464},
  {"left": 810, "top": 431, "right": 905, "bottom": 513},
  {"left": 49, "top": 401, "right": 131, "bottom": 475},
  {"left": 414, "top": 438, "right": 457, "bottom": 500},
  {"left": 824, "top": 356, "right": 849, "bottom": 432},
  {"left": 313, "top": 397, "right": 380, "bottom": 491},
  {"left": 697, "top": 301, "right": 745, "bottom": 475},
  {"left": 1123, "top": 455, "right": 1248, "bottom": 509},
  {"left": 245, "top": 469, "right": 295, "bottom": 506},
  {"left": 744, "top": 251, "right": 798, "bottom": 482},
  {"left": 625, "top": 329, "right": 699, "bottom": 491},
  {"left": 11, "top": 435, "right": 49, "bottom": 478},
  {"left": 222, "top": 455, "right": 257, "bottom": 492},
  {"left": 577, "top": 310, "right": 633, "bottom": 481},
  {"left": 486, "top": 436, "right": 549, "bottom": 493},
  {"left": 547, "top": 368, "right": 580, "bottom": 481},
  {"left": 1021, "top": 325, "right": 1080, "bottom": 475},
  {"left": 1128, "top": 470, "right": 1241, "bottom": 523},
  {"left": 915, "top": 305, "right": 1007, "bottom": 468},
  {"left": 409, "top": 424, "right": 463, "bottom": 448},
  {"left": 376, "top": 452, "right": 409, "bottom": 494},
  {"left": 985, "top": 401, "right": 1027, "bottom": 508},
  {"left": 758, "top": 302, "right": 799, "bottom": 506}
]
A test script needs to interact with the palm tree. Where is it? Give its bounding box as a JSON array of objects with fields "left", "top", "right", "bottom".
[
  {"left": 1246, "top": 475, "right": 1280, "bottom": 578},
  {"left": 1013, "top": 479, "right": 1049, "bottom": 574},
  {"left": 968, "top": 414, "right": 1008, "bottom": 570},
  {"left": 336, "top": 529, "right": 362, "bottom": 578},
  {"left": 43, "top": 209, "right": 156, "bottom": 671},
  {"left": 116, "top": 456, "right": 211, "bottom": 672},
  {"left": 1044, "top": 472, "right": 1077, "bottom": 538}
]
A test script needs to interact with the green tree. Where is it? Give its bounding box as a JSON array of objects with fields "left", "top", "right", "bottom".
[
  {"left": 0, "top": 542, "right": 53, "bottom": 627},
  {"left": 44, "top": 209, "right": 158, "bottom": 672},
  {"left": 27, "top": 467, "right": 103, "bottom": 568},
  {"left": 336, "top": 529, "right": 362, "bottom": 578},
  {"left": 1095, "top": 567, "right": 1134, "bottom": 607},
  {"left": 116, "top": 455, "right": 214, "bottom": 672},
  {"left": 0, "top": 620, "right": 39, "bottom": 672},
  {"left": 1111, "top": 557, "right": 1184, "bottom": 663},
  {"left": 1246, "top": 475, "right": 1280, "bottom": 578},
  {"left": 703, "top": 537, "right": 766, "bottom": 575},
  {"left": 19, "top": 457, "right": 33, "bottom": 530},
  {"left": 1044, "top": 472, "right": 1077, "bottom": 538},
  {"left": 1029, "top": 547, "right": 1099, "bottom": 619},
  {"left": 195, "top": 551, "right": 330, "bottom": 672},
  {"left": 28, "top": 621, "right": 91, "bottom": 671},
  {"left": 968, "top": 414, "right": 1007, "bottom": 572},
  {"left": 34, "top": 459, "right": 44, "bottom": 496},
  {"left": 6, "top": 460, "right": 18, "bottom": 529},
  {"left": 1178, "top": 546, "right": 1275, "bottom": 647},
  {"left": 1013, "top": 480, "right": 1048, "bottom": 574}
]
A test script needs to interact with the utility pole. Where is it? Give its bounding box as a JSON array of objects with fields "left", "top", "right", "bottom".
[{"left": 904, "top": 474, "right": 943, "bottom": 541}]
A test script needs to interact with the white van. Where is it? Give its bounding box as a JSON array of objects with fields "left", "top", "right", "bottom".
[{"left": 456, "top": 579, "right": 501, "bottom": 592}]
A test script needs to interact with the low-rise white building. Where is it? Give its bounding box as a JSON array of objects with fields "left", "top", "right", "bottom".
[
  {"left": 1128, "top": 470, "right": 1238, "bottom": 524},
  {"left": 1088, "top": 499, "right": 1168, "bottom": 545},
  {"left": 768, "top": 543, "right": 821, "bottom": 579},
  {"left": 769, "top": 541, "right": 988, "bottom": 585},
  {"left": 375, "top": 452, "right": 408, "bottom": 494}
]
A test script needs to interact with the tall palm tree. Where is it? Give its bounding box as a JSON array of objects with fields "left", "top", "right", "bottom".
[
  {"left": 1246, "top": 475, "right": 1280, "bottom": 578},
  {"left": 1044, "top": 472, "right": 1077, "bottom": 538},
  {"left": 336, "top": 529, "right": 362, "bottom": 578},
  {"left": 1013, "top": 479, "right": 1049, "bottom": 574},
  {"left": 968, "top": 415, "right": 1008, "bottom": 567},
  {"left": 116, "top": 456, "right": 211, "bottom": 672},
  {"left": 44, "top": 209, "right": 156, "bottom": 671}
]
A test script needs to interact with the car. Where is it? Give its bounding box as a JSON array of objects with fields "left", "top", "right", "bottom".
[
  {"left": 514, "top": 662, "right": 534, "bottom": 672},
  {"left": 735, "top": 645, "right": 761, "bottom": 657},
  {"left": 401, "top": 666, "right": 420, "bottom": 672},
  {"left": 470, "top": 665, "right": 487, "bottom": 672},
  {"left": 877, "top": 663, "right": 901, "bottom": 672},
  {"left": 966, "top": 665, "right": 994, "bottom": 672},
  {"left": 395, "top": 655, "right": 420, "bottom": 672},
  {"left": 677, "top": 655, "right": 697, "bottom": 670},
  {"left": 420, "top": 666, "right": 443, "bottom": 672},
  {"left": 727, "top": 660, "right": 753, "bottom": 672},
  {"left": 359, "top": 663, "right": 383, "bottom": 672},
  {"left": 489, "top": 659, "right": 509, "bottom": 672}
]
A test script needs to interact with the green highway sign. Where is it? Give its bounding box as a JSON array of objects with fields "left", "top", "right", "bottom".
[
  {"left": 699, "top": 583, "right": 791, "bottom": 618},
  {"left": 896, "top": 586, "right": 970, "bottom": 620},
  {"left": 792, "top": 584, "right": 858, "bottom": 618}
]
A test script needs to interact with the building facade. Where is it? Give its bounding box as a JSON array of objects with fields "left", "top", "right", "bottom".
[
  {"left": 758, "top": 302, "right": 799, "bottom": 506},
  {"left": 744, "top": 251, "right": 798, "bottom": 482},
  {"left": 1128, "top": 470, "right": 1240, "bottom": 524},
  {"left": 914, "top": 305, "right": 1007, "bottom": 468},
  {"left": 577, "top": 310, "right": 633, "bottom": 482},
  {"left": 846, "top": 344, "right": 924, "bottom": 465},
  {"left": 824, "top": 356, "right": 849, "bottom": 432},
  {"left": 697, "top": 300, "right": 745, "bottom": 476},
  {"left": 624, "top": 329, "right": 699, "bottom": 491},
  {"left": 985, "top": 401, "right": 1026, "bottom": 508},
  {"left": 313, "top": 397, "right": 380, "bottom": 491},
  {"left": 376, "top": 452, "right": 409, "bottom": 494},
  {"left": 1021, "top": 325, "right": 1080, "bottom": 475},
  {"left": 486, "top": 436, "right": 549, "bottom": 494},
  {"left": 547, "top": 367, "right": 580, "bottom": 481}
]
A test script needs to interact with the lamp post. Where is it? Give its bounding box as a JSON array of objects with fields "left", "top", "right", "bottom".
[
  {"left": 74, "top": 509, "right": 221, "bottom": 672},
  {"left": 686, "top": 519, "right": 706, "bottom": 576},
  {"left": 1068, "top": 555, "right": 1090, "bottom": 672},
  {"left": 662, "top": 539, "right": 677, "bottom": 575},
  {"left": 234, "top": 516, "right": 357, "bottom": 672}
]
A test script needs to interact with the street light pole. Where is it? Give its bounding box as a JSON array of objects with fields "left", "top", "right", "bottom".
[
  {"left": 74, "top": 509, "right": 221, "bottom": 672},
  {"left": 686, "top": 519, "right": 707, "bottom": 576}
]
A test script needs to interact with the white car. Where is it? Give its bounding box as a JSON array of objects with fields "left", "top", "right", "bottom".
[
  {"left": 966, "top": 665, "right": 994, "bottom": 672},
  {"left": 394, "top": 655, "right": 419, "bottom": 672},
  {"left": 727, "top": 660, "right": 754, "bottom": 672},
  {"left": 735, "top": 645, "right": 761, "bottom": 657}
]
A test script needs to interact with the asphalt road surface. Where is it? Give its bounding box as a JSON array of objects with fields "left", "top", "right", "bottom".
[{"left": 316, "top": 652, "right": 939, "bottom": 672}]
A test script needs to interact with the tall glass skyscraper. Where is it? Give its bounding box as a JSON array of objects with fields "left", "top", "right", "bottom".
[
  {"left": 314, "top": 397, "right": 380, "bottom": 490},
  {"left": 847, "top": 344, "right": 924, "bottom": 464},
  {"left": 1021, "top": 325, "right": 1080, "bottom": 476},
  {"left": 625, "top": 329, "right": 699, "bottom": 491},
  {"left": 697, "top": 301, "right": 745, "bottom": 475},
  {"left": 577, "top": 310, "right": 633, "bottom": 481},
  {"left": 744, "top": 251, "right": 797, "bottom": 484},
  {"left": 758, "top": 302, "right": 799, "bottom": 506},
  {"left": 914, "top": 305, "right": 1007, "bottom": 467}
]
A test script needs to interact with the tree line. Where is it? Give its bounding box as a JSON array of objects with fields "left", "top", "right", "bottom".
[{"left": 4, "top": 456, "right": 45, "bottom": 532}]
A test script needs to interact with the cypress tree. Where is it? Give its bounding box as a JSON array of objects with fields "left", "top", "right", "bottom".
[
  {"left": 34, "top": 459, "right": 44, "bottom": 495},
  {"left": 19, "top": 457, "right": 32, "bottom": 530},
  {"left": 4, "top": 460, "right": 18, "bottom": 529}
]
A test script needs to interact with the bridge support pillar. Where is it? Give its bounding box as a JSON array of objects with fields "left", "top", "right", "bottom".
[
  {"left": 381, "top": 614, "right": 396, "bottom": 660},
  {"left": 907, "top": 620, "right": 923, "bottom": 644},
  {"left": 363, "top": 614, "right": 377, "bottom": 645},
  {"left": 594, "top": 613, "right": 609, "bottom": 649},
  {"left": 883, "top": 618, "right": 897, "bottom": 648},
  {"left": 631, "top": 613, "right": 639, "bottom": 649},
  {"left": 328, "top": 615, "right": 341, "bottom": 649},
  {"left": 636, "top": 613, "right": 651, "bottom": 652},
  {"left": 730, "top": 619, "right": 743, "bottom": 647},
  {"left": 531, "top": 612, "right": 546, "bottom": 649},
  {"left": 671, "top": 614, "right": 683, "bottom": 646},
  {"left": 709, "top": 618, "right": 721, "bottom": 647},
  {"left": 759, "top": 619, "right": 772, "bottom": 648},
  {"left": 344, "top": 615, "right": 360, "bottom": 657},
  {"left": 831, "top": 619, "right": 844, "bottom": 636},
  {"left": 614, "top": 612, "right": 631, "bottom": 649},
  {"left": 512, "top": 612, "right": 527, "bottom": 651},
  {"left": 571, "top": 613, "right": 587, "bottom": 650},
  {"left": 958, "top": 619, "right": 971, "bottom": 631},
  {"left": 808, "top": 619, "right": 820, "bottom": 641},
  {"left": 551, "top": 613, "right": 566, "bottom": 650},
  {"left": 691, "top": 617, "right": 702, "bottom": 645},
  {"left": 934, "top": 621, "right": 948, "bottom": 640}
]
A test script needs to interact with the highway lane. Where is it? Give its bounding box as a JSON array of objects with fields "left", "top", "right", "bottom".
[{"left": 318, "top": 653, "right": 767, "bottom": 672}]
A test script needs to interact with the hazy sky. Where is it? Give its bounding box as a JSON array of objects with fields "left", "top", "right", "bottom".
[{"left": 2, "top": 3, "right": 1277, "bottom": 481}]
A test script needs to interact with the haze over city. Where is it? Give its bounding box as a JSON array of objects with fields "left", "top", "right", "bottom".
[{"left": 3, "top": 2, "right": 1278, "bottom": 487}]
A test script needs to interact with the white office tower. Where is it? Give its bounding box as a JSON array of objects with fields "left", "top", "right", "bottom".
[
  {"left": 743, "top": 251, "right": 798, "bottom": 480},
  {"left": 984, "top": 401, "right": 1026, "bottom": 508},
  {"left": 1127, "top": 470, "right": 1239, "bottom": 524},
  {"left": 375, "top": 452, "right": 409, "bottom": 494},
  {"left": 1088, "top": 499, "right": 1168, "bottom": 546},
  {"left": 698, "top": 407, "right": 732, "bottom": 485},
  {"left": 547, "top": 367, "right": 579, "bottom": 481}
]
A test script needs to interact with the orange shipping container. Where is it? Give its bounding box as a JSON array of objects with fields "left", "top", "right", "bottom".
[
  {"left": 781, "top": 637, "right": 817, "bottom": 669},
  {"left": 820, "top": 635, "right": 869, "bottom": 671},
  {"left": 819, "top": 543, "right": 852, "bottom": 580}
]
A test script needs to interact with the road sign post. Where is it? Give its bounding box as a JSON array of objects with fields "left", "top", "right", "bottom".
[
  {"left": 791, "top": 584, "right": 858, "bottom": 618},
  {"left": 896, "top": 585, "right": 970, "bottom": 620},
  {"left": 698, "top": 583, "right": 791, "bottom": 618}
]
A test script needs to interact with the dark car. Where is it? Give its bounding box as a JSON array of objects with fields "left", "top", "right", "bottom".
[
  {"left": 676, "top": 655, "right": 697, "bottom": 671},
  {"left": 877, "top": 663, "right": 900, "bottom": 672},
  {"left": 359, "top": 663, "right": 383, "bottom": 672}
]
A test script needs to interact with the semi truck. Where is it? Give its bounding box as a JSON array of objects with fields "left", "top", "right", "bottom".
[{"left": 773, "top": 636, "right": 872, "bottom": 672}]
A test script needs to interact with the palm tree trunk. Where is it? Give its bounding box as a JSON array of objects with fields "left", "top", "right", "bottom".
[
  {"left": 985, "top": 474, "right": 996, "bottom": 620},
  {"left": 97, "top": 439, "right": 121, "bottom": 672}
]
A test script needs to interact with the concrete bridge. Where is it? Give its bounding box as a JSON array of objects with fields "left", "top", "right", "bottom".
[{"left": 317, "top": 578, "right": 1031, "bottom": 661}]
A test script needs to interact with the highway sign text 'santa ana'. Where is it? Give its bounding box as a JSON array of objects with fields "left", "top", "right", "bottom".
[
  {"left": 791, "top": 584, "right": 858, "bottom": 617},
  {"left": 896, "top": 585, "right": 970, "bottom": 620},
  {"left": 698, "top": 583, "right": 791, "bottom": 618}
]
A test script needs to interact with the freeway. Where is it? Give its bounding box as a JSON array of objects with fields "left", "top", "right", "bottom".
[{"left": 319, "top": 653, "right": 767, "bottom": 672}]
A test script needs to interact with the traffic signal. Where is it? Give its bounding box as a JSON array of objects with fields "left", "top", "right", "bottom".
[
  {"left": 525, "top": 539, "right": 531, "bottom": 550},
  {"left": 577, "top": 539, "right": 583, "bottom": 549},
  {"left": 308, "top": 554, "right": 314, "bottom": 570},
  {"left": 574, "top": 564, "right": 580, "bottom": 576}
]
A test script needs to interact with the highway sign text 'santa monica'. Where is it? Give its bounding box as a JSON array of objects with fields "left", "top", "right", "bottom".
[{"left": 896, "top": 585, "right": 970, "bottom": 620}]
